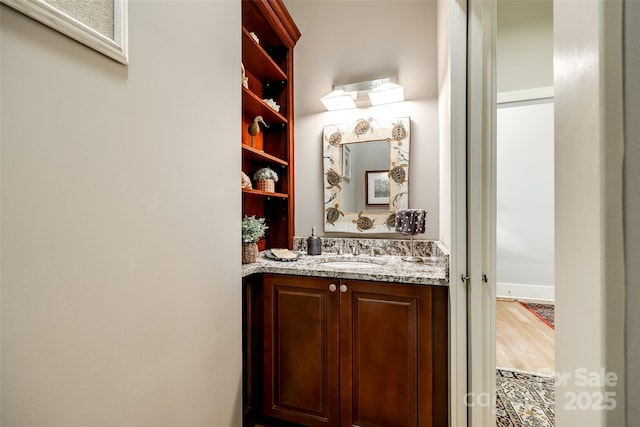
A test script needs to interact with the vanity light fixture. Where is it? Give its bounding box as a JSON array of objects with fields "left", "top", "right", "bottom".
[
  {"left": 320, "top": 77, "right": 405, "bottom": 111},
  {"left": 368, "top": 82, "right": 405, "bottom": 106},
  {"left": 320, "top": 89, "right": 357, "bottom": 111}
]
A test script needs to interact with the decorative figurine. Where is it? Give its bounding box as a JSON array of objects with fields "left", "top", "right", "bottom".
[
  {"left": 247, "top": 115, "right": 268, "bottom": 147},
  {"left": 241, "top": 63, "right": 249, "bottom": 89}
]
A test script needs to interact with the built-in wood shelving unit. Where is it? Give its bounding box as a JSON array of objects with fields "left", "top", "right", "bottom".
[{"left": 241, "top": 0, "right": 300, "bottom": 250}]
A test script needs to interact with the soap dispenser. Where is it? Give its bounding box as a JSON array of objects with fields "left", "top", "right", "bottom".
[{"left": 307, "top": 227, "right": 322, "bottom": 255}]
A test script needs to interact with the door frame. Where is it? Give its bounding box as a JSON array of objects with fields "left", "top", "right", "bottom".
[
  {"left": 442, "top": 0, "right": 496, "bottom": 424},
  {"left": 465, "top": 0, "right": 497, "bottom": 425},
  {"left": 438, "top": 0, "right": 469, "bottom": 425},
  {"left": 460, "top": 2, "right": 631, "bottom": 426}
]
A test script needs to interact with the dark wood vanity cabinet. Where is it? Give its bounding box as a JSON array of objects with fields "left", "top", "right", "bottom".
[
  {"left": 259, "top": 274, "right": 448, "bottom": 427},
  {"left": 263, "top": 274, "right": 340, "bottom": 426}
]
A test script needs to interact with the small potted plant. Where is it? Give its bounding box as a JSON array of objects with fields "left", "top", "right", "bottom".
[
  {"left": 242, "top": 215, "right": 268, "bottom": 264},
  {"left": 254, "top": 167, "right": 279, "bottom": 193}
]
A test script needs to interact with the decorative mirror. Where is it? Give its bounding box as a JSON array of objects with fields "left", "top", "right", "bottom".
[{"left": 323, "top": 117, "right": 410, "bottom": 233}]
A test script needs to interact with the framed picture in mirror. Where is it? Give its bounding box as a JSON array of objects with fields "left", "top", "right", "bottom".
[{"left": 366, "top": 170, "right": 390, "bottom": 206}]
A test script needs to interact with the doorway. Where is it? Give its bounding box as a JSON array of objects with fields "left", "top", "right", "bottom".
[
  {"left": 494, "top": 1, "right": 556, "bottom": 425},
  {"left": 466, "top": 1, "right": 628, "bottom": 426},
  {"left": 495, "top": 98, "right": 555, "bottom": 373}
]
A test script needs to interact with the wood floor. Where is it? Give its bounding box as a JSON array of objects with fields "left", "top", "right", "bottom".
[{"left": 496, "top": 299, "right": 555, "bottom": 375}]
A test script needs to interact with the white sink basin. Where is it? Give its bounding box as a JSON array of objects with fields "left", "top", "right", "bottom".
[{"left": 320, "top": 261, "right": 379, "bottom": 269}]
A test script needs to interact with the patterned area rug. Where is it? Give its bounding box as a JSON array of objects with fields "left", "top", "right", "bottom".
[
  {"left": 496, "top": 369, "right": 555, "bottom": 427},
  {"left": 520, "top": 302, "right": 555, "bottom": 328}
]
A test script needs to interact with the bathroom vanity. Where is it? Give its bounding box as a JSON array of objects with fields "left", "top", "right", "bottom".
[
  {"left": 240, "top": 3, "right": 448, "bottom": 424},
  {"left": 242, "top": 240, "right": 449, "bottom": 427}
]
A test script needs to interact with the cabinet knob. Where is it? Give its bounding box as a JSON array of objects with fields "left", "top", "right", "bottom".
[
  {"left": 329, "top": 284, "right": 337, "bottom": 292},
  {"left": 340, "top": 284, "right": 348, "bottom": 293}
]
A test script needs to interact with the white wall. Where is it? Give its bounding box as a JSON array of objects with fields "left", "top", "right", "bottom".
[
  {"left": 0, "top": 1, "right": 242, "bottom": 425},
  {"left": 496, "top": 100, "right": 554, "bottom": 301},
  {"left": 497, "top": 0, "right": 553, "bottom": 94},
  {"left": 286, "top": 0, "right": 440, "bottom": 240},
  {"left": 625, "top": 0, "right": 640, "bottom": 422},
  {"left": 496, "top": 0, "right": 554, "bottom": 301}
]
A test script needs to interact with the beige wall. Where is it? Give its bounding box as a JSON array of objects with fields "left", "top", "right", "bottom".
[
  {"left": 438, "top": 0, "right": 453, "bottom": 250},
  {"left": 0, "top": 1, "right": 242, "bottom": 425},
  {"left": 286, "top": 0, "right": 440, "bottom": 240},
  {"left": 625, "top": 0, "right": 640, "bottom": 422},
  {"left": 497, "top": 0, "right": 553, "bottom": 93}
]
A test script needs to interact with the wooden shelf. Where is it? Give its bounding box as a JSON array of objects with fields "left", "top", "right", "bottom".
[
  {"left": 241, "top": 0, "right": 299, "bottom": 254},
  {"left": 242, "top": 87, "right": 287, "bottom": 125},
  {"left": 242, "top": 188, "right": 289, "bottom": 199},
  {"left": 242, "top": 145, "right": 288, "bottom": 166},
  {"left": 242, "top": 27, "right": 287, "bottom": 82}
]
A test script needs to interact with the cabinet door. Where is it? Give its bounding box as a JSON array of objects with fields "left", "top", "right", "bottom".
[
  {"left": 243, "top": 275, "right": 267, "bottom": 426},
  {"left": 339, "top": 281, "right": 444, "bottom": 427},
  {"left": 263, "top": 274, "right": 340, "bottom": 426}
]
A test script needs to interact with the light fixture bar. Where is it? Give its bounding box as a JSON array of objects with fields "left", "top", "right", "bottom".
[
  {"left": 333, "top": 78, "right": 391, "bottom": 100},
  {"left": 320, "top": 76, "right": 404, "bottom": 111}
]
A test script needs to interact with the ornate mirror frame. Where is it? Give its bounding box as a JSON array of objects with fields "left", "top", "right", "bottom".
[{"left": 323, "top": 117, "right": 410, "bottom": 233}]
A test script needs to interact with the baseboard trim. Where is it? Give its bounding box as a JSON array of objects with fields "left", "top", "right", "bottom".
[{"left": 496, "top": 282, "right": 555, "bottom": 302}]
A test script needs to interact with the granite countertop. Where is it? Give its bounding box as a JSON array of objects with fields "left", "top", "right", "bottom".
[{"left": 241, "top": 252, "right": 449, "bottom": 286}]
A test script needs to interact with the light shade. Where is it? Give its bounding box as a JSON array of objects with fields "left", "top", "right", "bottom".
[
  {"left": 368, "top": 82, "right": 405, "bottom": 106},
  {"left": 320, "top": 89, "right": 356, "bottom": 111}
]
